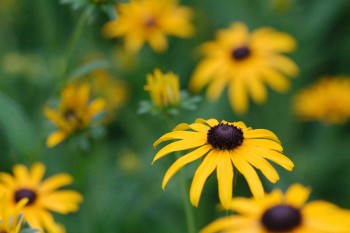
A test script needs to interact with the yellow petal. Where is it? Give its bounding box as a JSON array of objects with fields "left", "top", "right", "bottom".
[
  {"left": 88, "top": 98, "right": 106, "bottom": 118},
  {"left": 153, "top": 131, "right": 205, "bottom": 148},
  {"left": 285, "top": 183, "right": 311, "bottom": 208},
  {"left": 237, "top": 148, "right": 279, "bottom": 183},
  {"left": 246, "top": 146, "right": 294, "bottom": 171},
  {"left": 46, "top": 131, "right": 68, "bottom": 148},
  {"left": 242, "top": 138, "right": 283, "bottom": 152},
  {"left": 162, "top": 145, "right": 211, "bottom": 189},
  {"left": 13, "top": 164, "right": 29, "bottom": 184},
  {"left": 216, "top": 150, "right": 234, "bottom": 209},
  {"left": 190, "top": 152, "right": 218, "bottom": 207},
  {"left": 244, "top": 129, "right": 281, "bottom": 144},
  {"left": 261, "top": 68, "right": 290, "bottom": 92},
  {"left": 30, "top": 162, "right": 46, "bottom": 185},
  {"left": 206, "top": 74, "right": 228, "bottom": 101},
  {"left": 39, "top": 190, "right": 83, "bottom": 214},
  {"left": 148, "top": 31, "right": 168, "bottom": 52},
  {"left": 37, "top": 209, "right": 66, "bottom": 233},
  {"left": 229, "top": 77, "right": 248, "bottom": 115},
  {"left": 231, "top": 155, "right": 264, "bottom": 199},
  {"left": 227, "top": 197, "right": 260, "bottom": 215},
  {"left": 270, "top": 55, "right": 299, "bottom": 77},
  {"left": 246, "top": 76, "right": 267, "bottom": 104},
  {"left": 189, "top": 59, "right": 222, "bottom": 93},
  {"left": 39, "top": 174, "right": 73, "bottom": 194},
  {"left": 199, "top": 216, "right": 249, "bottom": 233},
  {"left": 76, "top": 83, "right": 90, "bottom": 108},
  {"left": 153, "top": 139, "right": 206, "bottom": 163}
]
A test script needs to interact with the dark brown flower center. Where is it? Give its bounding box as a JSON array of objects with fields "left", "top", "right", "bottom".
[
  {"left": 261, "top": 204, "right": 302, "bottom": 232},
  {"left": 64, "top": 109, "right": 81, "bottom": 123},
  {"left": 144, "top": 16, "right": 157, "bottom": 28},
  {"left": 231, "top": 46, "right": 251, "bottom": 61},
  {"left": 207, "top": 123, "right": 243, "bottom": 150},
  {"left": 14, "top": 188, "right": 37, "bottom": 205}
]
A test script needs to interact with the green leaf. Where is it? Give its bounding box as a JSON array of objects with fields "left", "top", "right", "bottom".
[
  {"left": 0, "top": 92, "right": 39, "bottom": 158},
  {"left": 68, "top": 60, "right": 110, "bottom": 80},
  {"left": 19, "top": 229, "right": 40, "bottom": 233}
]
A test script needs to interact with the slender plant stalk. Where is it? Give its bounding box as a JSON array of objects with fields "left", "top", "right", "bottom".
[
  {"left": 176, "top": 152, "right": 196, "bottom": 233},
  {"left": 58, "top": 9, "right": 89, "bottom": 89}
]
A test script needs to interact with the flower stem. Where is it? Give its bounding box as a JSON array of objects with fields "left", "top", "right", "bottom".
[
  {"left": 58, "top": 9, "right": 89, "bottom": 89},
  {"left": 176, "top": 152, "right": 196, "bottom": 233}
]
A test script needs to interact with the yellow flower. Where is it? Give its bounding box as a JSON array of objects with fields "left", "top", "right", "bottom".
[
  {"left": 152, "top": 118, "right": 294, "bottom": 209},
  {"left": 0, "top": 162, "right": 83, "bottom": 233},
  {"left": 144, "top": 68, "right": 180, "bottom": 109},
  {"left": 293, "top": 76, "right": 350, "bottom": 124},
  {"left": 45, "top": 83, "right": 106, "bottom": 148},
  {"left": 189, "top": 22, "right": 299, "bottom": 114},
  {"left": 103, "top": 0, "right": 194, "bottom": 53},
  {"left": 0, "top": 194, "right": 28, "bottom": 233},
  {"left": 89, "top": 69, "right": 128, "bottom": 122},
  {"left": 200, "top": 183, "right": 350, "bottom": 233}
]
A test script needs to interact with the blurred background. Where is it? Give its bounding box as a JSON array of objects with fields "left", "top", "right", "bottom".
[{"left": 1, "top": 0, "right": 350, "bottom": 232}]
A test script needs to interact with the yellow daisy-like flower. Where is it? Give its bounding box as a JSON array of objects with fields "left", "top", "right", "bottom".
[
  {"left": 189, "top": 22, "right": 299, "bottom": 114},
  {"left": 44, "top": 83, "right": 106, "bottom": 148},
  {"left": 144, "top": 68, "right": 180, "bottom": 109},
  {"left": 103, "top": 0, "right": 194, "bottom": 53},
  {"left": 0, "top": 162, "right": 83, "bottom": 233},
  {"left": 293, "top": 76, "right": 350, "bottom": 124},
  {"left": 0, "top": 194, "right": 28, "bottom": 233},
  {"left": 200, "top": 183, "right": 350, "bottom": 233},
  {"left": 152, "top": 118, "right": 294, "bottom": 209}
]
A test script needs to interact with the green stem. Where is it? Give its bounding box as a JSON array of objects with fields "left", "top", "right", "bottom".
[
  {"left": 176, "top": 152, "right": 196, "bottom": 233},
  {"left": 58, "top": 9, "right": 89, "bottom": 88}
]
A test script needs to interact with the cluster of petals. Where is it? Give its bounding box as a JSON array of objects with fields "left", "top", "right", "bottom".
[{"left": 153, "top": 118, "right": 294, "bottom": 209}]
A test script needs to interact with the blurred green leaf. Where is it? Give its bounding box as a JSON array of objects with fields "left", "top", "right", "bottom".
[{"left": 0, "top": 92, "right": 39, "bottom": 159}]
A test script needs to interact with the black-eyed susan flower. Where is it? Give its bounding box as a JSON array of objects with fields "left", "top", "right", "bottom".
[
  {"left": 152, "top": 118, "right": 294, "bottom": 209},
  {"left": 200, "top": 183, "right": 350, "bottom": 233},
  {"left": 103, "top": 0, "right": 194, "bottom": 53},
  {"left": 293, "top": 76, "right": 350, "bottom": 124},
  {"left": 0, "top": 162, "right": 83, "bottom": 233},
  {"left": 0, "top": 194, "right": 29, "bottom": 233},
  {"left": 45, "top": 82, "right": 106, "bottom": 148},
  {"left": 189, "top": 22, "right": 299, "bottom": 114}
]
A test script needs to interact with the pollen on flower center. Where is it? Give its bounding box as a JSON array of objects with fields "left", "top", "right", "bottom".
[
  {"left": 207, "top": 123, "right": 243, "bottom": 150},
  {"left": 231, "top": 46, "right": 251, "bottom": 61},
  {"left": 14, "top": 188, "right": 37, "bottom": 205},
  {"left": 261, "top": 204, "right": 302, "bottom": 231}
]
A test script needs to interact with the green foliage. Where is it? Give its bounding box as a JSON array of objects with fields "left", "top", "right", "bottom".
[{"left": 1, "top": 0, "right": 350, "bottom": 232}]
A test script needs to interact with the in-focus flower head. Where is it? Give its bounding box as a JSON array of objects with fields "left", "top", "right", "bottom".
[
  {"left": 190, "top": 22, "right": 299, "bottom": 114},
  {"left": 152, "top": 118, "right": 294, "bottom": 208},
  {"left": 139, "top": 68, "right": 201, "bottom": 116},
  {"left": 293, "top": 76, "right": 350, "bottom": 124},
  {"left": 0, "top": 162, "right": 83, "bottom": 233},
  {"left": 103, "top": 0, "right": 194, "bottom": 53},
  {"left": 45, "top": 82, "right": 106, "bottom": 148},
  {"left": 200, "top": 183, "right": 350, "bottom": 233}
]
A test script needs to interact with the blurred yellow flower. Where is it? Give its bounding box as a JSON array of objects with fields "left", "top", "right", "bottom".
[
  {"left": 45, "top": 83, "right": 106, "bottom": 148},
  {"left": 0, "top": 194, "right": 28, "bottom": 233},
  {"left": 103, "top": 0, "right": 194, "bottom": 53},
  {"left": 0, "top": 162, "right": 83, "bottom": 233},
  {"left": 200, "top": 183, "right": 350, "bottom": 233},
  {"left": 293, "top": 76, "right": 350, "bottom": 124},
  {"left": 189, "top": 22, "right": 299, "bottom": 114},
  {"left": 144, "top": 68, "right": 180, "bottom": 109},
  {"left": 153, "top": 118, "right": 294, "bottom": 209},
  {"left": 89, "top": 69, "right": 128, "bottom": 122}
]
